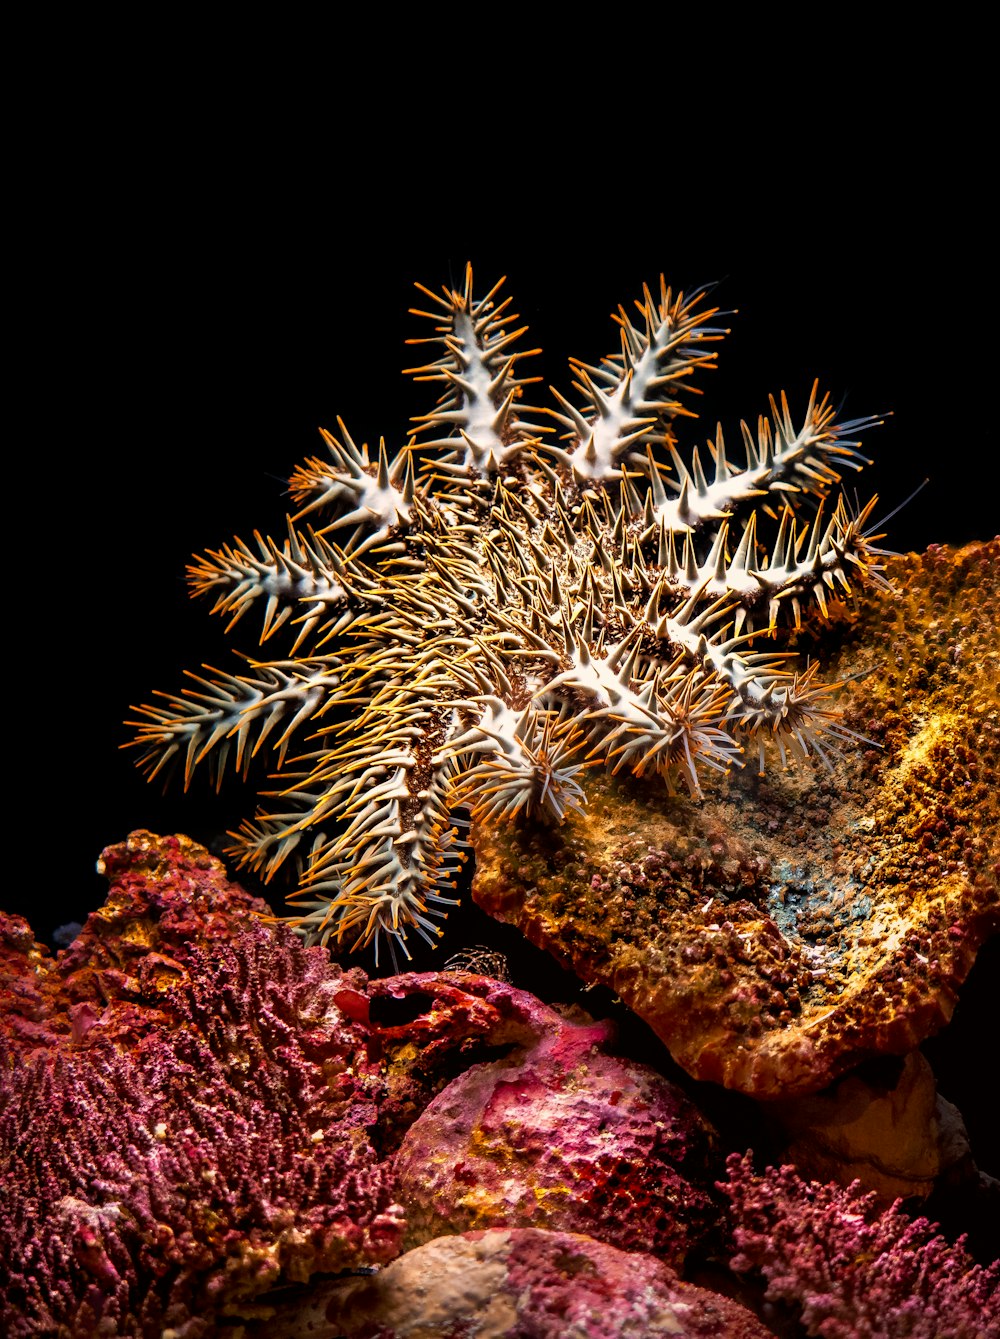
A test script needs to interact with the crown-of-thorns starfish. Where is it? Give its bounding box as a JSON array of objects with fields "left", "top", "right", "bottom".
[{"left": 129, "top": 265, "right": 891, "bottom": 966}]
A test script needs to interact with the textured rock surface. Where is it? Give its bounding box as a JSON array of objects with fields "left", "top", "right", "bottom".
[
  {"left": 367, "top": 970, "right": 579, "bottom": 1153},
  {"left": 389, "top": 978, "right": 719, "bottom": 1264},
  {"left": 0, "top": 905, "right": 66, "bottom": 1045},
  {"left": 721, "top": 1153, "right": 1000, "bottom": 1338},
  {"left": 2, "top": 828, "right": 279, "bottom": 1050},
  {"left": 0, "top": 832, "right": 403, "bottom": 1339},
  {"left": 6, "top": 831, "right": 995, "bottom": 1337},
  {"left": 769, "top": 1050, "right": 972, "bottom": 1203},
  {"left": 241, "top": 1228, "right": 773, "bottom": 1339},
  {"left": 472, "top": 542, "right": 1000, "bottom": 1097}
]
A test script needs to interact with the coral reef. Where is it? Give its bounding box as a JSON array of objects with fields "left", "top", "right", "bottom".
[
  {"left": 721, "top": 1153, "right": 999, "bottom": 1338},
  {"left": 472, "top": 539, "right": 1000, "bottom": 1096},
  {"left": 0, "top": 833, "right": 403, "bottom": 1338},
  {"left": 240, "top": 1227, "right": 773, "bottom": 1339},
  {"left": 388, "top": 977, "right": 719, "bottom": 1264},
  {"left": 3, "top": 835, "right": 994, "bottom": 1336},
  {"left": 367, "top": 970, "right": 599, "bottom": 1152},
  {"left": 128, "top": 265, "right": 894, "bottom": 967},
  {"left": 1, "top": 905, "right": 67, "bottom": 1047}
]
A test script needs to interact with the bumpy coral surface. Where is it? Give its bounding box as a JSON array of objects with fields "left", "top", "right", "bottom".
[
  {"left": 5, "top": 837, "right": 993, "bottom": 1336},
  {"left": 128, "top": 265, "right": 895, "bottom": 968},
  {"left": 473, "top": 540, "right": 1000, "bottom": 1097},
  {"left": 1, "top": 907, "right": 67, "bottom": 1047},
  {"left": 389, "top": 977, "right": 719, "bottom": 1264},
  {"left": 367, "top": 969, "right": 605, "bottom": 1152},
  {"left": 241, "top": 1227, "right": 773, "bottom": 1339},
  {"left": 0, "top": 832, "right": 403, "bottom": 1339},
  {"left": 721, "top": 1153, "right": 1000, "bottom": 1338}
]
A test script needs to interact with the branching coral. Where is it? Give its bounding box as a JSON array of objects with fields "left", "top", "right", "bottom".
[
  {"left": 721, "top": 1153, "right": 999, "bottom": 1338},
  {"left": 129, "top": 266, "right": 891, "bottom": 965},
  {"left": 0, "top": 833, "right": 404, "bottom": 1338}
]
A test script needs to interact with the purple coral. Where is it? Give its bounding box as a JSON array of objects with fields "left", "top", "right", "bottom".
[
  {"left": 1, "top": 834, "right": 404, "bottom": 1338},
  {"left": 721, "top": 1152, "right": 999, "bottom": 1338}
]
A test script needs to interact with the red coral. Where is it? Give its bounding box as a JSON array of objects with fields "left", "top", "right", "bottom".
[
  {"left": 1, "top": 909, "right": 66, "bottom": 1047},
  {"left": 0, "top": 833, "right": 404, "bottom": 1338},
  {"left": 368, "top": 969, "right": 614, "bottom": 1148},
  {"left": 721, "top": 1152, "right": 999, "bottom": 1338}
]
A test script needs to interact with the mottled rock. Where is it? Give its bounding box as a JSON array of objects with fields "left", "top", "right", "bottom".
[
  {"left": 0, "top": 908, "right": 65, "bottom": 1046},
  {"left": 241, "top": 1228, "right": 773, "bottom": 1338},
  {"left": 368, "top": 970, "right": 588, "bottom": 1152},
  {"left": 1, "top": 829, "right": 280, "bottom": 1052},
  {"left": 1, "top": 832, "right": 403, "bottom": 1339},
  {"left": 370, "top": 968, "right": 568, "bottom": 1065},
  {"left": 472, "top": 542, "right": 1000, "bottom": 1097},
  {"left": 389, "top": 977, "right": 718, "bottom": 1264}
]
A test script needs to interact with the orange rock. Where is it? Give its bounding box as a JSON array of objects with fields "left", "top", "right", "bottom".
[
  {"left": 471, "top": 542, "right": 1000, "bottom": 1098},
  {"left": 768, "top": 1051, "right": 973, "bottom": 1202}
]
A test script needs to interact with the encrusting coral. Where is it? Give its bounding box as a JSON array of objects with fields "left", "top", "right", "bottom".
[
  {"left": 247, "top": 1227, "right": 774, "bottom": 1339},
  {"left": 387, "top": 975, "right": 719, "bottom": 1265},
  {"left": 129, "top": 265, "right": 893, "bottom": 968},
  {"left": 0, "top": 834, "right": 737, "bottom": 1337},
  {"left": 470, "top": 539, "right": 1000, "bottom": 1097},
  {"left": 4, "top": 836, "right": 994, "bottom": 1337}
]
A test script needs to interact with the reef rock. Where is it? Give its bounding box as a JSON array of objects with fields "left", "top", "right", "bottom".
[
  {"left": 384, "top": 974, "right": 718, "bottom": 1264},
  {"left": 472, "top": 541, "right": 1000, "bottom": 1098},
  {"left": 242, "top": 1227, "right": 773, "bottom": 1339},
  {"left": 6, "top": 829, "right": 995, "bottom": 1337},
  {"left": 0, "top": 832, "right": 403, "bottom": 1339},
  {"left": 367, "top": 969, "right": 572, "bottom": 1152},
  {"left": 768, "top": 1050, "right": 973, "bottom": 1203}
]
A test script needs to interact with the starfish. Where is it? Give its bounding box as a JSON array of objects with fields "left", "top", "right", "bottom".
[{"left": 129, "top": 265, "right": 890, "bottom": 966}]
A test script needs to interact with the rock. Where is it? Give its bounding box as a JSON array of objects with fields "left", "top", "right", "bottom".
[
  {"left": 6, "top": 829, "right": 993, "bottom": 1336},
  {"left": 471, "top": 542, "right": 1000, "bottom": 1098},
  {"left": 367, "top": 969, "right": 577, "bottom": 1152},
  {"left": 388, "top": 976, "right": 719, "bottom": 1264},
  {"left": 769, "top": 1050, "right": 973, "bottom": 1202},
  {"left": 240, "top": 1228, "right": 774, "bottom": 1338}
]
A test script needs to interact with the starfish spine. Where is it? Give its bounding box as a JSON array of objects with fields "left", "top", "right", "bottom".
[{"left": 128, "top": 264, "right": 890, "bottom": 965}]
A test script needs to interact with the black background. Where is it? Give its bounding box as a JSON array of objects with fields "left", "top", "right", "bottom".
[
  {"left": 11, "top": 50, "right": 997, "bottom": 1191},
  {"left": 28, "top": 227, "right": 996, "bottom": 931}
]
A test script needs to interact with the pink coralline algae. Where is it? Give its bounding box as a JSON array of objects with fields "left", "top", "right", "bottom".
[
  {"left": 249, "top": 1227, "right": 773, "bottom": 1339},
  {"left": 721, "top": 1153, "right": 1000, "bottom": 1338},
  {"left": 385, "top": 974, "right": 719, "bottom": 1265},
  {"left": 368, "top": 970, "right": 564, "bottom": 1149},
  {"left": 0, "top": 832, "right": 403, "bottom": 1339}
]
